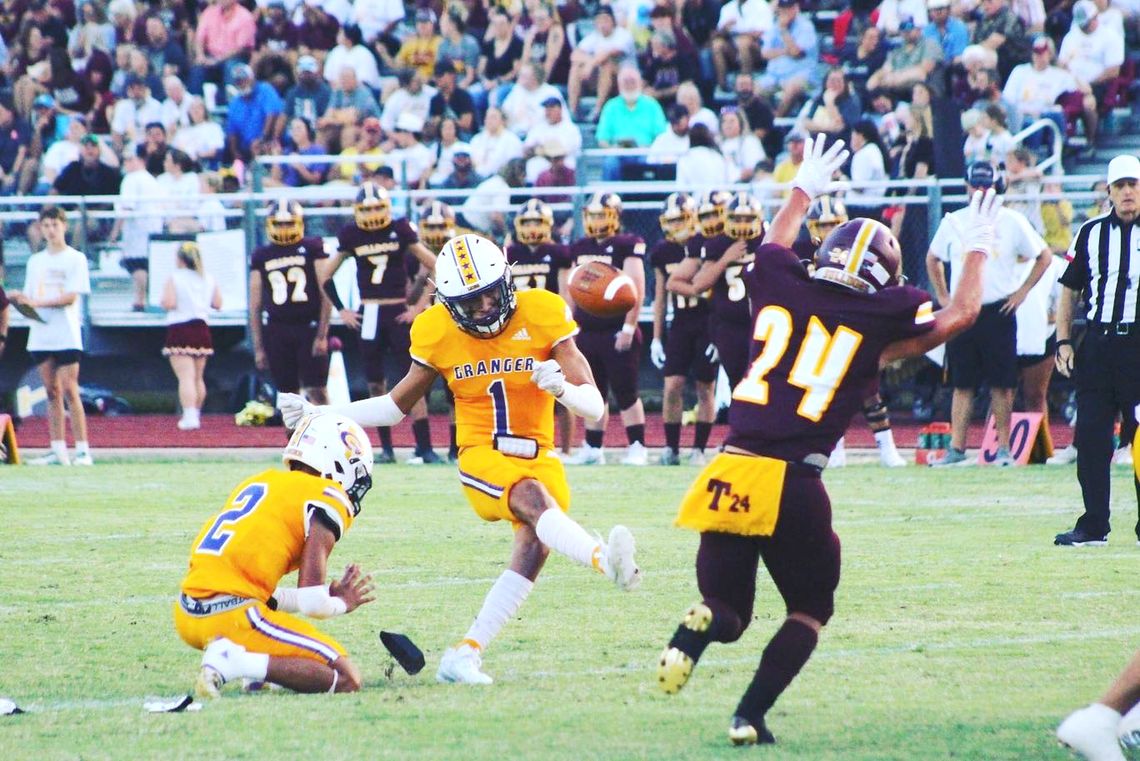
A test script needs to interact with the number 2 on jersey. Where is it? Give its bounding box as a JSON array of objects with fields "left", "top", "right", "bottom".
[
  {"left": 732, "top": 306, "right": 863, "bottom": 421},
  {"left": 196, "top": 483, "right": 267, "bottom": 555}
]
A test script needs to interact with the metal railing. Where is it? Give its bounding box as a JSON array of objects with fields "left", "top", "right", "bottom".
[{"left": 1011, "top": 116, "right": 1066, "bottom": 175}]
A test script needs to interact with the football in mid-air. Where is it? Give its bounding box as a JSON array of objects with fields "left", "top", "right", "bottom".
[{"left": 568, "top": 262, "right": 638, "bottom": 319}]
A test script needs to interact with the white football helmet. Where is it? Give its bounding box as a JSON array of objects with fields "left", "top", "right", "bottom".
[
  {"left": 434, "top": 234, "right": 517, "bottom": 338},
  {"left": 283, "top": 413, "right": 374, "bottom": 514}
]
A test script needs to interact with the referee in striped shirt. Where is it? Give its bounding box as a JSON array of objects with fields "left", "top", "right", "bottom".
[{"left": 1054, "top": 154, "right": 1140, "bottom": 547}]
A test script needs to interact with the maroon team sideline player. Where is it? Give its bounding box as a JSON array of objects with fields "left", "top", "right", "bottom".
[{"left": 656, "top": 135, "right": 1002, "bottom": 746}]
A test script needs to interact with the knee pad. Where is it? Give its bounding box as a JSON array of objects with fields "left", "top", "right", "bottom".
[{"left": 863, "top": 398, "right": 890, "bottom": 432}]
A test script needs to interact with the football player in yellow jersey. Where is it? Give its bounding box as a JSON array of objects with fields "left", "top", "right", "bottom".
[
  {"left": 279, "top": 233, "right": 641, "bottom": 685},
  {"left": 174, "top": 413, "right": 376, "bottom": 698}
]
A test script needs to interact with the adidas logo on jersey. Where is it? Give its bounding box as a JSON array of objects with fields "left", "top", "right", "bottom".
[{"left": 511, "top": 328, "right": 531, "bottom": 341}]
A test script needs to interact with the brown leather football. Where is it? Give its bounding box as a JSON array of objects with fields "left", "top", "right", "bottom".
[{"left": 568, "top": 261, "right": 638, "bottom": 319}]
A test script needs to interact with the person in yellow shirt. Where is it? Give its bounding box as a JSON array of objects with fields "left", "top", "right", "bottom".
[
  {"left": 772, "top": 130, "right": 806, "bottom": 197},
  {"left": 174, "top": 413, "right": 376, "bottom": 698},
  {"left": 396, "top": 9, "right": 443, "bottom": 82},
  {"left": 279, "top": 233, "right": 641, "bottom": 685}
]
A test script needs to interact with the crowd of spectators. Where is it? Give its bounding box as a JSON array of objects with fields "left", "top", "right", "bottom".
[{"left": 0, "top": 0, "right": 1134, "bottom": 277}]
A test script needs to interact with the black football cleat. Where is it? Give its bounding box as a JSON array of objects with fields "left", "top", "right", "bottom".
[{"left": 1054, "top": 529, "right": 1108, "bottom": 547}]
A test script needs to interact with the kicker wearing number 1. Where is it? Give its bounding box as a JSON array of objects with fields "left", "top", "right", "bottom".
[
  {"left": 280, "top": 234, "right": 641, "bottom": 686},
  {"left": 656, "top": 135, "right": 1000, "bottom": 746}
]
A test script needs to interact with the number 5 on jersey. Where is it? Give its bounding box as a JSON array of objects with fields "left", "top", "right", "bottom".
[{"left": 733, "top": 305, "right": 863, "bottom": 421}]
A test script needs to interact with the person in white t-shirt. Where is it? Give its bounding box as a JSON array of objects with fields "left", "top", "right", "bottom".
[
  {"left": 1015, "top": 251, "right": 1064, "bottom": 448},
  {"left": 110, "top": 146, "right": 163, "bottom": 311},
  {"left": 567, "top": 6, "right": 635, "bottom": 118},
  {"left": 161, "top": 241, "right": 222, "bottom": 430},
  {"left": 1003, "top": 36, "right": 1095, "bottom": 144},
  {"left": 647, "top": 105, "right": 691, "bottom": 164},
  {"left": 926, "top": 162, "right": 1053, "bottom": 467},
  {"left": 1058, "top": 0, "right": 1125, "bottom": 148},
  {"left": 468, "top": 107, "right": 524, "bottom": 178},
  {"left": 521, "top": 97, "right": 583, "bottom": 183},
  {"left": 711, "top": 0, "right": 774, "bottom": 90},
  {"left": 9, "top": 206, "right": 93, "bottom": 465}
]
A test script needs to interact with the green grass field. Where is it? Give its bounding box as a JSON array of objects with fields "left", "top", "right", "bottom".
[{"left": 3, "top": 460, "right": 1139, "bottom": 760}]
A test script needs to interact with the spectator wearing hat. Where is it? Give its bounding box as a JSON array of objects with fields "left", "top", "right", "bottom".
[
  {"left": 867, "top": 14, "right": 945, "bottom": 100},
  {"left": 468, "top": 106, "right": 523, "bottom": 178},
  {"left": 429, "top": 58, "right": 478, "bottom": 136},
  {"left": 284, "top": 55, "right": 333, "bottom": 131},
  {"left": 324, "top": 24, "right": 382, "bottom": 93},
  {"left": 534, "top": 139, "right": 575, "bottom": 206},
  {"left": 758, "top": 0, "right": 820, "bottom": 117},
  {"left": 386, "top": 112, "right": 433, "bottom": 188},
  {"left": 567, "top": 5, "right": 636, "bottom": 120},
  {"left": 172, "top": 98, "right": 225, "bottom": 169},
  {"left": 772, "top": 129, "right": 807, "bottom": 194},
  {"left": 1058, "top": 0, "right": 1125, "bottom": 151},
  {"left": 226, "top": 64, "right": 285, "bottom": 161},
  {"left": 36, "top": 117, "right": 93, "bottom": 195},
  {"left": 924, "top": 0, "right": 969, "bottom": 67},
  {"left": 332, "top": 115, "right": 384, "bottom": 183},
  {"left": 596, "top": 64, "right": 667, "bottom": 179},
  {"left": 317, "top": 67, "right": 379, "bottom": 154},
  {"left": 0, "top": 98, "right": 30, "bottom": 196},
  {"left": 926, "top": 160, "right": 1052, "bottom": 467},
  {"left": 521, "top": 96, "right": 582, "bottom": 183},
  {"left": 972, "top": 0, "right": 1032, "bottom": 82},
  {"left": 648, "top": 104, "right": 690, "bottom": 164},
  {"left": 380, "top": 68, "right": 436, "bottom": 135},
  {"left": 110, "top": 74, "right": 162, "bottom": 154},
  {"left": 190, "top": 0, "right": 256, "bottom": 103},
  {"left": 711, "top": 0, "right": 773, "bottom": 91},
  {"left": 397, "top": 8, "right": 442, "bottom": 82},
  {"left": 473, "top": 7, "right": 525, "bottom": 113},
  {"left": 1003, "top": 35, "right": 1093, "bottom": 141},
  {"left": 501, "top": 63, "right": 564, "bottom": 138},
  {"left": 53, "top": 133, "right": 122, "bottom": 243},
  {"left": 437, "top": 9, "right": 481, "bottom": 90}
]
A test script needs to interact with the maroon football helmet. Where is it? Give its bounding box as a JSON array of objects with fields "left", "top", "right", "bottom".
[{"left": 812, "top": 218, "right": 902, "bottom": 294}]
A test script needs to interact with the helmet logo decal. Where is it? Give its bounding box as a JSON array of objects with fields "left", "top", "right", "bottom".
[
  {"left": 451, "top": 236, "right": 481, "bottom": 289},
  {"left": 340, "top": 429, "right": 364, "bottom": 459}
]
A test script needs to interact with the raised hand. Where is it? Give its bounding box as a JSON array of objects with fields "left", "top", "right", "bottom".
[
  {"left": 329, "top": 563, "right": 375, "bottom": 614},
  {"left": 792, "top": 134, "right": 850, "bottom": 201},
  {"left": 277, "top": 391, "right": 320, "bottom": 429}
]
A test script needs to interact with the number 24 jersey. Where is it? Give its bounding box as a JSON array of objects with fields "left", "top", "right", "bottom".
[{"left": 725, "top": 244, "right": 934, "bottom": 461}]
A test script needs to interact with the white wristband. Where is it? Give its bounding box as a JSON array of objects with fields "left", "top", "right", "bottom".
[
  {"left": 620, "top": 323, "right": 636, "bottom": 336},
  {"left": 271, "top": 586, "right": 300, "bottom": 613},
  {"left": 331, "top": 393, "right": 405, "bottom": 427},
  {"left": 295, "top": 585, "right": 348, "bottom": 619},
  {"left": 556, "top": 382, "right": 605, "bottom": 422}
]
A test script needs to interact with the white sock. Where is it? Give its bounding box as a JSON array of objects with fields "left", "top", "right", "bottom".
[
  {"left": 462, "top": 570, "right": 534, "bottom": 652},
  {"left": 833, "top": 436, "right": 846, "bottom": 454},
  {"left": 51, "top": 440, "right": 68, "bottom": 459},
  {"left": 184, "top": 408, "right": 200, "bottom": 422},
  {"left": 74, "top": 441, "right": 90, "bottom": 456},
  {"left": 535, "top": 509, "right": 603, "bottom": 570},
  {"left": 227, "top": 647, "right": 269, "bottom": 682},
  {"left": 874, "top": 430, "right": 897, "bottom": 450}
]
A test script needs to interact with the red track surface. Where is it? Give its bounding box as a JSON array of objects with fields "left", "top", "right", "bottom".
[{"left": 12, "top": 414, "right": 1075, "bottom": 450}]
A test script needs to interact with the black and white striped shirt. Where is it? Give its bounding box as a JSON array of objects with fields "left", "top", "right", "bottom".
[{"left": 1060, "top": 211, "right": 1140, "bottom": 324}]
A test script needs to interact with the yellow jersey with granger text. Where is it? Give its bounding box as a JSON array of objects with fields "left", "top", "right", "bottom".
[
  {"left": 180, "top": 469, "right": 356, "bottom": 601},
  {"left": 410, "top": 288, "right": 578, "bottom": 451}
]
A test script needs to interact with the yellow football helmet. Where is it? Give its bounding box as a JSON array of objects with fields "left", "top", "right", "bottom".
[
  {"left": 696, "top": 190, "right": 732, "bottom": 238},
  {"left": 659, "top": 192, "right": 697, "bottom": 244},
  {"left": 583, "top": 191, "right": 622, "bottom": 239},
  {"left": 266, "top": 199, "right": 304, "bottom": 246},
  {"left": 354, "top": 182, "right": 392, "bottom": 231},
  {"left": 420, "top": 200, "right": 456, "bottom": 250},
  {"left": 514, "top": 198, "right": 554, "bottom": 245},
  {"left": 806, "top": 195, "right": 849, "bottom": 246},
  {"left": 724, "top": 192, "right": 766, "bottom": 241}
]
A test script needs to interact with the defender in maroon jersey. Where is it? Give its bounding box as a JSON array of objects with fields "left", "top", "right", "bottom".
[
  {"left": 656, "top": 136, "right": 1002, "bottom": 747},
  {"left": 667, "top": 189, "right": 753, "bottom": 389},
  {"left": 567, "top": 191, "right": 648, "bottom": 465},
  {"left": 506, "top": 199, "right": 574, "bottom": 297},
  {"left": 651, "top": 192, "right": 717, "bottom": 466},
  {"left": 322, "top": 182, "right": 441, "bottom": 463},
  {"left": 249, "top": 200, "right": 331, "bottom": 403}
]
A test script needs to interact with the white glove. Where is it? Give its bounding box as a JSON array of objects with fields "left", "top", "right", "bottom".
[
  {"left": 530, "top": 359, "right": 565, "bottom": 398},
  {"left": 962, "top": 188, "right": 1002, "bottom": 256},
  {"left": 650, "top": 338, "right": 666, "bottom": 369},
  {"left": 277, "top": 391, "right": 321, "bottom": 429},
  {"left": 792, "top": 134, "right": 850, "bottom": 201}
]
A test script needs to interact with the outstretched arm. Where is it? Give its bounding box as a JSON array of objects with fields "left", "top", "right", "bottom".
[{"left": 764, "top": 134, "right": 849, "bottom": 249}]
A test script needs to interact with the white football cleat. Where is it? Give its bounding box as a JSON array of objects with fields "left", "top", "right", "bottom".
[
  {"left": 685, "top": 449, "right": 707, "bottom": 466},
  {"left": 1057, "top": 704, "right": 1126, "bottom": 761},
  {"left": 566, "top": 445, "right": 605, "bottom": 465},
  {"left": 195, "top": 638, "right": 244, "bottom": 700},
  {"left": 599, "top": 525, "right": 641, "bottom": 591},
  {"left": 622, "top": 441, "right": 648, "bottom": 466},
  {"left": 28, "top": 451, "right": 70, "bottom": 466},
  {"left": 72, "top": 453, "right": 95, "bottom": 466},
  {"left": 1047, "top": 444, "right": 1078, "bottom": 465},
  {"left": 828, "top": 438, "right": 846, "bottom": 468},
  {"left": 1113, "top": 446, "right": 1132, "bottom": 467},
  {"left": 436, "top": 644, "right": 493, "bottom": 685},
  {"left": 878, "top": 441, "right": 907, "bottom": 468}
]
